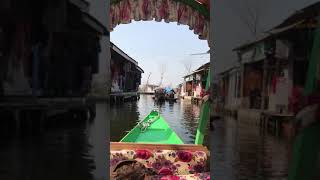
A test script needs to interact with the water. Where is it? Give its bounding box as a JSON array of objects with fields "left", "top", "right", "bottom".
[
  {"left": 110, "top": 94, "right": 210, "bottom": 145},
  {"left": 211, "top": 118, "right": 290, "bottom": 180},
  {"left": 111, "top": 95, "right": 291, "bottom": 180},
  {"left": 0, "top": 95, "right": 291, "bottom": 180},
  {"left": 0, "top": 103, "right": 108, "bottom": 180}
]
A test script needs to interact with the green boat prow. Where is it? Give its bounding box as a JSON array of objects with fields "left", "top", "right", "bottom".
[{"left": 120, "top": 110, "right": 184, "bottom": 144}]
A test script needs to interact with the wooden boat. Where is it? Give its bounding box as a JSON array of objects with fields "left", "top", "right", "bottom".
[
  {"left": 111, "top": 70, "right": 211, "bottom": 178},
  {"left": 118, "top": 69, "right": 211, "bottom": 146},
  {"left": 153, "top": 88, "right": 166, "bottom": 102},
  {"left": 154, "top": 96, "right": 165, "bottom": 102},
  {"left": 165, "top": 97, "right": 177, "bottom": 102},
  {"left": 120, "top": 109, "right": 184, "bottom": 144}
]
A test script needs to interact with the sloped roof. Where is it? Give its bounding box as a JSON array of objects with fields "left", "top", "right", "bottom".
[
  {"left": 183, "top": 62, "right": 210, "bottom": 78},
  {"left": 273, "top": 2, "right": 320, "bottom": 29},
  {"left": 111, "top": 42, "right": 144, "bottom": 73},
  {"left": 196, "top": 62, "right": 210, "bottom": 71},
  {"left": 136, "top": 66, "right": 144, "bottom": 73},
  {"left": 111, "top": 42, "right": 137, "bottom": 65}
]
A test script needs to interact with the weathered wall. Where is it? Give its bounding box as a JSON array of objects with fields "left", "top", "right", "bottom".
[
  {"left": 3, "top": 61, "right": 32, "bottom": 96},
  {"left": 88, "top": 0, "right": 111, "bottom": 98},
  {"left": 238, "top": 108, "right": 263, "bottom": 125},
  {"left": 268, "top": 68, "right": 291, "bottom": 112},
  {"left": 226, "top": 71, "right": 241, "bottom": 110}
]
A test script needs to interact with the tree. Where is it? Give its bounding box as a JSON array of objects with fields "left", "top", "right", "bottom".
[
  {"left": 158, "top": 64, "right": 167, "bottom": 87},
  {"left": 229, "top": 0, "right": 269, "bottom": 109},
  {"left": 230, "top": 0, "right": 264, "bottom": 38},
  {"left": 181, "top": 58, "right": 193, "bottom": 74}
]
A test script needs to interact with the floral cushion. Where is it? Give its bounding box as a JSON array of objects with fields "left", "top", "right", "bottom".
[
  {"left": 149, "top": 173, "right": 210, "bottom": 180},
  {"left": 110, "top": 149, "right": 209, "bottom": 175}
]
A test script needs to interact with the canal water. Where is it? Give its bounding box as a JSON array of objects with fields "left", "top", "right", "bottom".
[
  {"left": 211, "top": 118, "right": 291, "bottom": 180},
  {"left": 111, "top": 94, "right": 291, "bottom": 180},
  {"left": 110, "top": 94, "right": 210, "bottom": 145},
  {"left": 0, "top": 95, "right": 291, "bottom": 180},
  {"left": 0, "top": 103, "right": 107, "bottom": 180}
]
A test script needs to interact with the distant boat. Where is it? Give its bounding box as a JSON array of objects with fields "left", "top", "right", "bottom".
[
  {"left": 153, "top": 88, "right": 165, "bottom": 102},
  {"left": 164, "top": 87, "right": 177, "bottom": 102}
]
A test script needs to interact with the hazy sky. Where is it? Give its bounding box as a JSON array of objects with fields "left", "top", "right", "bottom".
[{"left": 111, "top": 21, "right": 209, "bottom": 87}]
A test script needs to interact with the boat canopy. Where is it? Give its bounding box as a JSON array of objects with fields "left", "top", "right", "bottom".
[
  {"left": 110, "top": 0, "right": 210, "bottom": 43},
  {"left": 164, "top": 87, "right": 173, "bottom": 93}
]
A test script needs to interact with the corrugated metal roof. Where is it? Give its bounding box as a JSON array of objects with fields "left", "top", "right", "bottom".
[
  {"left": 136, "top": 66, "right": 144, "bottom": 73},
  {"left": 196, "top": 62, "right": 210, "bottom": 71},
  {"left": 111, "top": 42, "right": 138, "bottom": 65},
  {"left": 111, "top": 42, "right": 144, "bottom": 73},
  {"left": 183, "top": 62, "right": 210, "bottom": 78},
  {"left": 268, "top": 20, "right": 305, "bottom": 34}
]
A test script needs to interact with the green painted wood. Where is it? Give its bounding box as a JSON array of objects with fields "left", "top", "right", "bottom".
[
  {"left": 304, "top": 16, "right": 320, "bottom": 96},
  {"left": 288, "top": 17, "right": 320, "bottom": 180},
  {"left": 120, "top": 110, "right": 184, "bottom": 144},
  {"left": 288, "top": 122, "right": 320, "bottom": 180},
  {"left": 195, "top": 69, "right": 210, "bottom": 145},
  {"left": 110, "top": 0, "right": 210, "bottom": 20}
]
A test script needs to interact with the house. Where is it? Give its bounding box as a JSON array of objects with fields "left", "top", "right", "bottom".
[
  {"left": 217, "top": 66, "right": 241, "bottom": 114},
  {"left": 0, "top": 0, "right": 108, "bottom": 97},
  {"left": 233, "top": 1, "right": 320, "bottom": 114},
  {"left": 110, "top": 42, "right": 144, "bottom": 93},
  {"left": 181, "top": 62, "right": 210, "bottom": 98}
]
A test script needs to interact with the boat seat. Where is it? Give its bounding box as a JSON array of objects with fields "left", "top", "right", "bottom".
[
  {"left": 147, "top": 173, "right": 210, "bottom": 180},
  {"left": 110, "top": 142, "right": 210, "bottom": 176}
]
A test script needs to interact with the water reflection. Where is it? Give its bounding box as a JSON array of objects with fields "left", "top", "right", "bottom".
[
  {"left": 109, "top": 102, "right": 140, "bottom": 141},
  {"left": 0, "top": 103, "right": 108, "bottom": 180},
  {"left": 212, "top": 118, "right": 290, "bottom": 180},
  {"left": 110, "top": 95, "right": 204, "bottom": 144}
]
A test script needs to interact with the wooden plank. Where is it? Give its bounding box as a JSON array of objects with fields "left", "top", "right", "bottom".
[
  {"left": 268, "top": 113, "right": 294, "bottom": 117},
  {"left": 262, "top": 111, "right": 294, "bottom": 117},
  {"left": 110, "top": 142, "right": 210, "bottom": 154}
]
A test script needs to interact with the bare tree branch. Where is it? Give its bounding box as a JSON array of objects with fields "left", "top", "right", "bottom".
[
  {"left": 158, "top": 64, "right": 167, "bottom": 87},
  {"left": 232, "top": 0, "right": 263, "bottom": 38},
  {"left": 181, "top": 59, "right": 193, "bottom": 74}
]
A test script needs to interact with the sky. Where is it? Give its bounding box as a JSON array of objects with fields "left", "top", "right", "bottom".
[{"left": 111, "top": 21, "right": 210, "bottom": 87}]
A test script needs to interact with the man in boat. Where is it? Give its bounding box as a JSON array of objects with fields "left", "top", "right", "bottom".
[{"left": 167, "top": 89, "right": 176, "bottom": 99}]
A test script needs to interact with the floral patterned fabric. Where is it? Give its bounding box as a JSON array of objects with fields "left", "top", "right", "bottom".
[
  {"left": 110, "top": 149, "right": 209, "bottom": 175},
  {"left": 149, "top": 172, "right": 210, "bottom": 180},
  {"left": 110, "top": 0, "right": 210, "bottom": 43}
]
